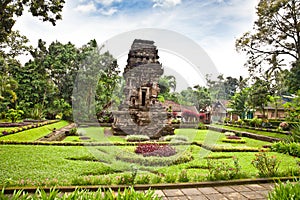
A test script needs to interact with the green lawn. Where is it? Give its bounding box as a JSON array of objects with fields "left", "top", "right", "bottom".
[
  {"left": 211, "top": 124, "right": 288, "bottom": 139},
  {"left": 175, "top": 128, "right": 272, "bottom": 148},
  {"left": 0, "top": 121, "right": 69, "bottom": 141},
  {"left": 0, "top": 127, "right": 297, "bottom": 187},
  {"left": 0, "top": 143, "right": 298, "bottom": 187},
  {"left": 63, "top": 127, "right": 125, "bottom": 143}
]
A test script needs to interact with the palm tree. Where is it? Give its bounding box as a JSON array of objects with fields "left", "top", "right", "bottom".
[{"left": 159, "top": 75, "right": 176, "bottom": 95}]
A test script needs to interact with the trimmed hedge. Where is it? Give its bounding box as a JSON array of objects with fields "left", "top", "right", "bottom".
[
  {"left": 271, "top": 141, "right": 300, "bottom": 157},
  {"left": 0, "top": 120, "right": 59, "bottom": 137}
]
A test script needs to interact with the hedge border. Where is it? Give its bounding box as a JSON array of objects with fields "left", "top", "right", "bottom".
[{"left": 1, "top": 176, "right": 299, "bottom": 194}]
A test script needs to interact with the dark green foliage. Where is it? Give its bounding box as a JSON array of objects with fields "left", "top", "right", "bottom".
[
  {"left": 236, "top": 0, "right": 300, "bottom": 77},
  {"left": 206, "top": 156, "right": 242, "bottom": 180},
  {"left": 271, "top": 142, "right": 300, "bottom": 157},
  {"left": 135, "top": 174, "right": 151, "bottom": 184},
  {"left": 251, "top": 152, "right": 281, "bottom": 177},
  {"left": 178, "top": 169, "right": 189, "bottom": 182},
  {"left": 5, "top": 108, "right": 23, "bottom": 122},
  {"left": 0, "top": 187, "right": 161, "bottom": 200},
  {"left": 164, "top": 173, "right": 177, "bottom": 183},
  {"left": 0, "top": 1, "right": 65, "bottom": 43}
]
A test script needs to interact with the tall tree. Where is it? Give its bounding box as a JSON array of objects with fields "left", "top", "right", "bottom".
[
  {"left": 0, "top": 57, "right": 18, "bottom": 112},
  {"left": 229, "top": 88, "right": 249, "bottom": 119},
  {"left": 247, "top": 78, "right": 270, "bottom": 118},
  {"left": 236, "top": 0, "right": 300, "bottom": 76},
  {"left": 0, "top": 0, "right": 65, "bottom": 43}
]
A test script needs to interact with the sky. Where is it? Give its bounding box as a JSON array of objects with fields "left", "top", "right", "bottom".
[{"left": 15, "top": 0, "right": 259, "bottom": 88}]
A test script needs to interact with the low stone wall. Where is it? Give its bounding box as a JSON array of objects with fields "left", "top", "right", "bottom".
[{"left": 208, "top": 125, "right": 281, "bottom": 142}]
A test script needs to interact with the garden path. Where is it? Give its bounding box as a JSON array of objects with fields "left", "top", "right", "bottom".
[
  {"left": 38, "top": 123, "right": 76, "bottom": 141},
  {"left": 152, "top": 183, "right": 274, "bottom": 200}
]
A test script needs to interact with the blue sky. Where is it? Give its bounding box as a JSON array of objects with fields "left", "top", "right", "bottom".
[{"left": 15, "top": 0, "right": 258, "bottom": 84}]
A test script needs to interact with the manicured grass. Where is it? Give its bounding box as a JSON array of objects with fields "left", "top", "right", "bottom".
[
  {"left": 0, "top": 121, "right": 69, "bottom": 141},
  {"left": 63, "top": 127, "right": 125, "bottom": 143},
  {"left": 175, "top": 129, "right": 271, "bottom": 148},
  {"left": 0, "top": 145, "right": 115, "bottom": 186},
  {"left": 212, "top": 124, "right": 288, "bottom": 139},
  {"left": 0, "top": 144, "right": 299, "bottom": 187}
]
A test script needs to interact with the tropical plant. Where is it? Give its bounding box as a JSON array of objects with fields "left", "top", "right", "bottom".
[
  {"left": 5, "top": 108, "right": 23, "bottom": 122},
  {"left": 268, "top": 180, "right": 300, "bottom": 200},
  {"left": 251, "top": 152, "right": 281, "bottom": 177}
]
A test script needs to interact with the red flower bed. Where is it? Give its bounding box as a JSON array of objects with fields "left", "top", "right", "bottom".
[
  {"left": 135, "top": 143, "right": 176, "bottom": 157},
  {"left": 226, "top": 135, "right": 241, "bottom": 140}
]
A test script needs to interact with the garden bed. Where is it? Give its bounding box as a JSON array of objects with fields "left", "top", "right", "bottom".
[
  {"left": 0, "top": 142, "right": 298, "bottom": 188},
  {"left": 0, "top": 121, "right": 69, "bottom": 141}
]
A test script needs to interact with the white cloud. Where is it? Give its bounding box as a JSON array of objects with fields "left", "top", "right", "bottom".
[
  {"left": 99, "top": 7, "right": 118, "bottom": 15},
  {"left": 95, "top": 0, "right": 122, "bottom": 6},
  {"left": 75, "top": 2, "right": 97, "bottom": 13},
  {"left": 153, "top": 0, "right": 181, "bottom": 8},
  {"left": 14, "top": 0, "right": 259, "bottom": 81}
]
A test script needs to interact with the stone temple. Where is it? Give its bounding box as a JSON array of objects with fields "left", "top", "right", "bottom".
[{"left": 112, "top": 39, "right": 174, "bottom": 139}]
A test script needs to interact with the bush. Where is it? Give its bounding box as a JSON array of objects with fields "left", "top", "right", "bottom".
[
  {"left": 162, "top": 135, "right": 188, "bottom": 142},
  {"left": 268, "top": 180, "right": 300, "bottom": 200},
  {"left": 66, "top": 127, "right": 78, "bottom": 136},
  {"left": 271, "top": 141, "right": 300, "bottom": 157},
  {"left": 251, "top": 152, "right": 280, "bottom": 177},
  {"left": 115, "top": 173, "right": 135, "bottom": 185},
  {"left": 224, "top": 132, "right": 235, "bottom": 136},
  {"left": 135, "top": 143, "right": 176, "bottom": 157},
  {"left": 5, "top": 109, "right": 24, "bottom": 123},
  {"left": 285, "top": 123, "right": 300, "bottom": 143},
  {"left": 206, "top": 156, "right": 242, "bottom": 180},
  {"left": 135, "top": 174, "right": 150, "bottom": 184},
  {"left": 125, "top": 135, "right": 150, "bottom": 142},
  {"left": 178, "top": 169, "right": 189, "bottom": 182},
  {"left": 165, "top": 173, "right": 177, "bottom": 183},
  {"left": 236, "top": 119, "right": 245, "bottom": 126},
  {"left": 151, "top": 175, "right": 162, "bottom": 184},
  {"left": 197, "top": 122, "right": 207, "bottom": 130},
  {"left": 116, "top": 150, "right": 193, "bottom": 166},
  {"left": 250, "top": 117, "right": 262, "bottom": 127}
]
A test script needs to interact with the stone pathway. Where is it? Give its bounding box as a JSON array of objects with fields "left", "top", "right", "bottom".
[
  {"left": 38, "top": 123, "right": 76, "bottom": 141},
  {"left": 152, "top": 183, "right": 274, "bottom": 200}
]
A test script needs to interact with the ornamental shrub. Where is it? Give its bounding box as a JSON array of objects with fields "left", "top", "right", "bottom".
[
  {"left": 5, "top": 109, "right": 24, "bottom": 123},
  {"left": 178, "top": 169, "right": 189, "bottom": 182},
  {"left": 136, "top": 174, "right": 150, "bottom": 184},
  {"left": 271, "top": 142, "right": 300, "bottom": 157},
  {"left": 135, "top": 143, "right": 176, "bottom": 157},
  {"left": 165, "top": 173, "right": 177, "bottom": 183},
  {"left": 206, "top": 156, "right": 242, "bottom": 181},
  {"left": 125, "top": 135, "right": 150, "bottom": 142},
  {"left": 251, "top": 152, "right": 280, "bottom": 177},
  {"left": 162, "top": 135, "right": 188, "bottom": 142}
]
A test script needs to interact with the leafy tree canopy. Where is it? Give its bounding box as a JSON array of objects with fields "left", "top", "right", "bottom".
[
  {"left": 236, "top": 0, "right": 300, "bottom": 76},
  {"left": 0, "top": 0, "right": 65, "bottom": 43}
]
